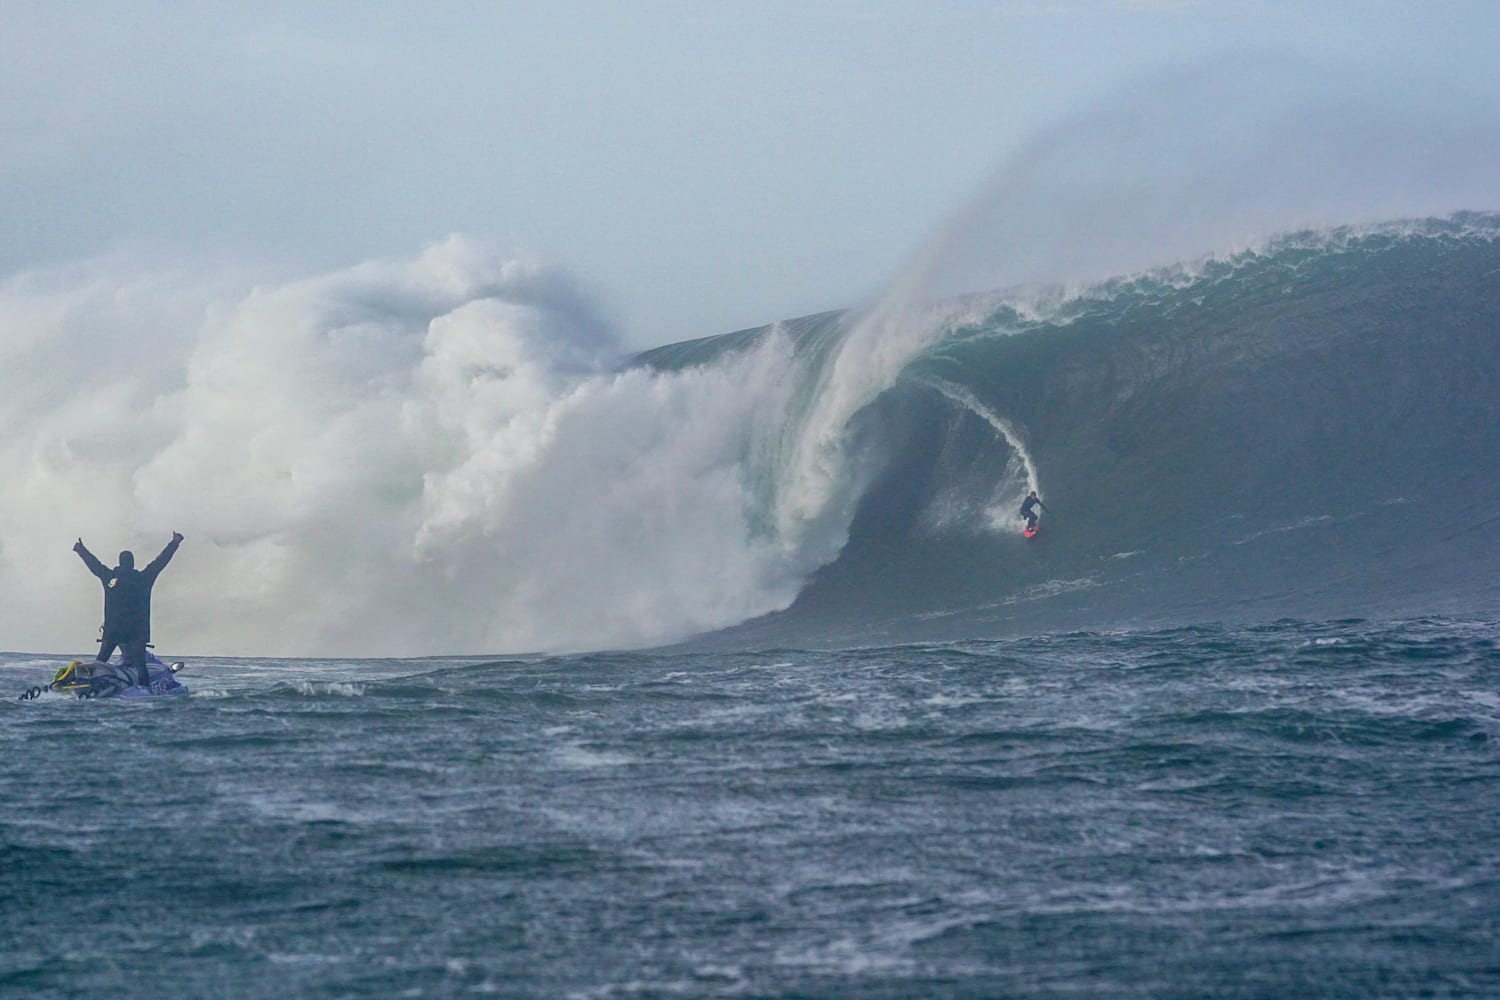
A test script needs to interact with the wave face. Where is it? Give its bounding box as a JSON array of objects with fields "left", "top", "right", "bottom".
[{"left": 660, "top": 214, "right": 1500, "bottom": 648}]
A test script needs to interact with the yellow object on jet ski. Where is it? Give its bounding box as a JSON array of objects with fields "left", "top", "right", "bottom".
[{"left": 51, "top": 660, "right": 91, "bottom": 694}]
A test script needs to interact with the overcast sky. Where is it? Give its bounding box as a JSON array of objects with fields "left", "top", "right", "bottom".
[{"left": 4, "top": 1, "right": 1498, "bottom": 348}]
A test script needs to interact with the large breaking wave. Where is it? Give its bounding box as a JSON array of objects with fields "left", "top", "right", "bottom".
[{"left": 3, "top": 216, "right": 1498, "bottom": 657}]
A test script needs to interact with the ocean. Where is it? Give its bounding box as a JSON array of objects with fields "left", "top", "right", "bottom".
[
  {"left": 5, "top": 216, "right": 1500, "bottom": 996},
  {"left": 4, "top": 619, "right": 1499, "bottom": 997}
]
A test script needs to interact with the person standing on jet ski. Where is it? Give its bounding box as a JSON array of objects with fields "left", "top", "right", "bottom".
[
  {"left": 1020, "top": 490, "right": 1048, "bottom": 533},
  {"left": 73, "top": 532, "right": 184, "bottom": 689}
]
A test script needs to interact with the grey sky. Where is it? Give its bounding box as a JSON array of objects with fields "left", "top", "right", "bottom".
[{"left": 4, "top": 1, "right": 1498, "bottom": 348}]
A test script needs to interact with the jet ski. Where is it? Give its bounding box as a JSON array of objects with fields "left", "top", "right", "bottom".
[{"left": 19, "top": 652, "right": 188, "bottom": 700}]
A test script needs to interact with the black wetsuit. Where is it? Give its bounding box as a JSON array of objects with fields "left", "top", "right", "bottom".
[
  {"left": 75, "top": 537, "right": 181, "bottom": 687},
  {"left": 1020, "top": 495, "right": 1047, "bottom": 530}
]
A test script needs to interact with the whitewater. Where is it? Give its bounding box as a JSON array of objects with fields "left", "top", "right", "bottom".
[{"left": 0, "top": 240, "right": 831, "bottom": 657}]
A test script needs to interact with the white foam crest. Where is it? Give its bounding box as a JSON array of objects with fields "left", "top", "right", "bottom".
[
  {"left": 916, "top": 375, "right": 1039, "bottom": 533},
  {"left": 283, "top": 680, "right": 366, "bottom": 698},
  {"left": 768, "top": 286, "right": 965, "bottom": 556},
  {"left": 0, "top": 240, "right": 826, "bottom": 656},
  {"left": 551, "top": 743, "right": 634, "bottom": 769}
]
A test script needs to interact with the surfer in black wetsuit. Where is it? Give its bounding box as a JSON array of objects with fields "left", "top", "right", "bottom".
[
  {"left": 74, "top": 533, "right": 184, "bottom": 689},
  {"left": 1020, "top": 491, "right": 1047, "bottom": 533}
]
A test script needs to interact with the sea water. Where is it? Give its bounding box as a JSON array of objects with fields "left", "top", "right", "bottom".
[{"left": 5, "top": 616, "right": 1498, "bottom": 998}]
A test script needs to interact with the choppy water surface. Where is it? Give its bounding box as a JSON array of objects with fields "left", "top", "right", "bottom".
[{"left": 5, "top": 617, "right": 1499, "bottom": 998}]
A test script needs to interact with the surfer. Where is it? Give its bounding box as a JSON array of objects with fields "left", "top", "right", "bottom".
[
  {"left": 73, "top": 533, "right": 184, "bottom": 689},
  {"left": 1020, "top": 490, "right": 1047, "bottom": 534}
]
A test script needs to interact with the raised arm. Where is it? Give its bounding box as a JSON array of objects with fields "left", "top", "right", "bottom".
[
  {"left": 143, "top": 532, "right": 184, "bottom": 581},
  {"left": 73, "top": 538, "right": 110, "bottom": 580}
]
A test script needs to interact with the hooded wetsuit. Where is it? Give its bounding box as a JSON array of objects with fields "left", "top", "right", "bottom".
[
  {"left": 75, "top": 536, "right": 181, "bottom": 684},
  {"left": 1020, "top": 494, "right": 1046, "bottom": 530}
]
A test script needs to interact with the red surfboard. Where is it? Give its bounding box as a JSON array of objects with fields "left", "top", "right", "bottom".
[{"left": 1023, "top": 521, "right": 1039, "bottom": 539}]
